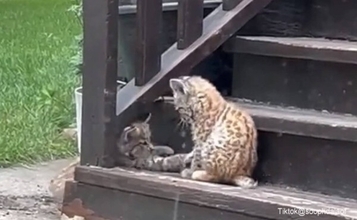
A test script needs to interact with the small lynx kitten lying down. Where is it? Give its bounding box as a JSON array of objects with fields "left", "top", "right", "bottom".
[
  {"left": 117, "top": 114, "right": 189, "bottom": 172},
  {"left": 169, "top": 76, "right": 258, "bottom": 188}
]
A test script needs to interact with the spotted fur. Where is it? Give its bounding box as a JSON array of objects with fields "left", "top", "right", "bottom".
[
  {"left": 117, "top": 114, "right": 189, "bottom": 172},
  {"left": 169, "top": 76, "right": 258, "bottom": 188}
]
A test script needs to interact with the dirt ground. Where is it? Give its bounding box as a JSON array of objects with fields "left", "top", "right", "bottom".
[{"left": 0, "top": 159, "right": 75, "bottom": 220}]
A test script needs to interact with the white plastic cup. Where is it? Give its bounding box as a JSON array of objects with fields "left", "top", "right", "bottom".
[
  {"left": 74, "top": 80, "right": 127, "bottom": 155},
  {"left": 74, "top": 87, "right": 83, "bottom": 154}
]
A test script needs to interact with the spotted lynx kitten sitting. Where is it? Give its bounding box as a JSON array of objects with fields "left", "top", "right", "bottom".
[
  {"left": 117, "top": 114, "right": 189, "bottom": 172},
  {"left": 169, "top": 76, "right": 258, "bottom": 188}
]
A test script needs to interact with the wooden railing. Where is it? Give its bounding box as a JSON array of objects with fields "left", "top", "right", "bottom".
[
  {"left": 135, "top": 0, "right": 244, "bottom": 86},
  {"left": 80, "top": 0, "right": 272, "bottom": 167}
]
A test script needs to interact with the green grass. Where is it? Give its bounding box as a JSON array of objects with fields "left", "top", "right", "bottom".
[{"left": 0, "top": 0, "right": 81, "bottom": 167}]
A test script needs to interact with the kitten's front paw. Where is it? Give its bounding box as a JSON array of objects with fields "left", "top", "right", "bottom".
[
  {"left": 183, "top": 152, "right": 193, "bottom": 165},
  {"left": 180, "top": 168, "right": 193, "bottom": 179},
  {"left": 233, "top": 176, "right": 258, "bottom": 189}
]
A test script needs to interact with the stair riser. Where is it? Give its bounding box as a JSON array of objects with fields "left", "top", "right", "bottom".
[
  {"left": 132, "top": 101, "right": 357, "bottom": 200},
  {"left": 239, "top": 0, "right": 357, "bottom": 41},
  {"left": 255, "top": 131, "right": 357, "bottom": 200},
  {"left": 65, "top": 182, "right": 264, "bottom": 220},
  {"left": 231, "top": 54, "right": 357, "bottom": 115}
]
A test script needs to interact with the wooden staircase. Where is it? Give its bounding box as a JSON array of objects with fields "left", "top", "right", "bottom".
[
  {"left": 221, "top": 35, "right": 357, "bottom": 200},
  {"left": 64, "top": 0, "right": 357, "bottom": 219}
]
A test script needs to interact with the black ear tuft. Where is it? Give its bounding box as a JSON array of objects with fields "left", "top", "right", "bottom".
[{"left": 144, "top": 113, "right": 152, "bottom": 123}]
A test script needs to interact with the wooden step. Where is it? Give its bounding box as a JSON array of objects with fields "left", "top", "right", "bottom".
[
  {"left": 223, "top": 36, "right": 357, "bottom": 64},
  {"left": 64, "top": 166, "right": 357, "bottom": 220},
  {"left": 232, "top": 98, "right": 357, "bottom": 142},
  {"left": 133, "top": 98, "right": 357, "bottom": 200},
  {"left": 229, "top": 53, "right": 357, "bottom": 116}
]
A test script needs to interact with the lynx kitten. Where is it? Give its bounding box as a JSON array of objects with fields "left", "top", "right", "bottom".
[
  {"left": 169, "top": 76, "right": 258, "bottom": 188},
  {"left": 117, "top": 114, "right": 189, "bottom": 172}
]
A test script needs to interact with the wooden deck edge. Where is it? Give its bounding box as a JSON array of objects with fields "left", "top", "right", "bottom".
[
  {"left": 72, "top": 166, "right": 357, "bottom": 220},
  {"left": 223, "top": 36, "right": 357, "bottom": 64}
]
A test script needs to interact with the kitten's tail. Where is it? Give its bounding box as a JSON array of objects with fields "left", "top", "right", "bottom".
[
  {"left": 151, "top": 145, "right": 175, "bottom": 156},
  {"left": 149, "top": 154, "right": 188, "bottom": 173}
]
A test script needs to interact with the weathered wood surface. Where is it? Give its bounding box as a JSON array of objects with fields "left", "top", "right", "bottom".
[
  {"left": 231, "top": 54, "right": 357, "bottom": 116},
  {"left": 222, "top": 0, "right": 243, "bottom": 11},
  {"left": 135, "top": 0, "right": 162, "bottom": 86},
  {"left": 228, "top": 98, "right": 357, "bottom": 142},
  {"left": 236, "top": 0, "right": 357, "bottom": 41},
  {"left": 115, "top": 0, "right": 273, "bottom": 116},
  {"left": 67, "top": 166, "right": 357, "bottom": 220},
  {"left": 81, "top": 0, "right": 118, "bottom": 166},
  {"left": 177, "top": 0, "right": 204, "bottom": 49},
  {"left": 224, "top": 36, "right": 357, "bottom": 64},
  {"left": 305, "top": 0, "right": 357, "bottom": 41},
  {"left": 63, "top": 181, "right": 262, "bottom": 220}
]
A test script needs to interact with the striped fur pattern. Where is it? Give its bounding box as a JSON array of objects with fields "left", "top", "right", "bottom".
[{"left": 117, "top": 114, "right": 188, "bottom": 172}]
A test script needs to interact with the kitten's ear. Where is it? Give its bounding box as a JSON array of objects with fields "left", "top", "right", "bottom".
[
  {"left": 122, "top": 126, "right": 137, "bottom": 141},
  {"left": 144, "top": 113, "right": 152, "bottom": 123},
  {"left": 169, "top": 78, "right": 188, "bottom": 95}
]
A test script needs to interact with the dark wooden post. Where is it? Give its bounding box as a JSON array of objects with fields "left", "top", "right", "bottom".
[
  {"left": 223, "top": 0, "right": 243, "bottom": 11},
  {"left": 81, "top": 0, "right": 119, "bottom": 167},
  {"left": 135, "top": 0, "right": 163, "bottom": 86},
  {"left": 177, "top": 0, "right": 204, "bottom": 49}
]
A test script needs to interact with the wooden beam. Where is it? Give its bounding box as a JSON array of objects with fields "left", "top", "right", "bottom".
[
  {"left": 73, "top": 166, "right": 357, "bottom": 220},
  {"left": 115, "top": 0, "right": 273, "bottom": 116},
  {"left": 224, "top": 36, "right": 357, "bottom": 65},
  {"left": 63, "top": 181, "right": 262, "bottom": 220},
  {"left": 222, "top": 0, "right": 243, "bottom": 11},
  {"left": 81, "top": 0, "right": 118, "bottom": 166},
  {"left": 177, "top": 0, "right": 204, "bottom": 49},
  {"left": 135, "top": 0, "right": 162, "bottom": 86}
]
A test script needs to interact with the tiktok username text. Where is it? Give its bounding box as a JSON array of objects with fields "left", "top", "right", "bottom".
[{"left": 277, "top": 208, "right": 348, "bottom": 216}]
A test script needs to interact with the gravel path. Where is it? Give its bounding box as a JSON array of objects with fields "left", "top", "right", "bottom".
[{"left": 0, "top": 159, "right": 75, "bottom": 220}]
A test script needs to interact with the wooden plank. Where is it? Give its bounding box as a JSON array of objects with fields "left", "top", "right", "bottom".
[
  {"left": 81, "top": 0, "right": 118, "bottom": 166},
  {"left": 115, "top": 0, "right": 273, "bottom": 116},
  {"left": 135, "top": 0, "right": 162, "bottom": 86},
  {"left": 222, "top": 0, "right": 243, "bottom": 11},
  {"left": 306, "top": 0, "right": 357, "bottom": 41},
  {"left": 151, "top": 96, "right": 357, "bottom": 142},
  {"left": 230, "top": 98, "right": 357, "bottom": 142},
  {"left": 63, "top": 181, "right": 262, "bottom": 220},
  {"left": 230, "top": 54, "right": 357, "bottom": 116},
  {"left": 224, "top": 36, "right": 357, "bottom": 64},
  {"left": 73, "top": 166, "right": 357, "bottom": 220},
  {"left": 177, "top": 0, "right": 204, "bottom": 49}
]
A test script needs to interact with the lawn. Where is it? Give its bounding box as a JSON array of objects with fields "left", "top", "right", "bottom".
[{"left": 0, "top": 0, "right": 81, "bottom": 167}]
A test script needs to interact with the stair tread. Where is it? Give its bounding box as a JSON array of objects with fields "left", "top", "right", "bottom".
[
  {"left": 77, "top": 166, "right": 357, "bottom": 220},
  {"left": 235, "top": 99, "right": 357, "bottom": 128},
  {"left": 230, "top": 98, "right": 357, "bottom": 142},
  {"left": 160, "top": 96, "right": 357, "bottom": 141},
  {"left": 224, "top": 36, "right": 357, "bottom": 64},
  {"left": 236, "top": 36, "right": 357, "bottom": 51}
]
